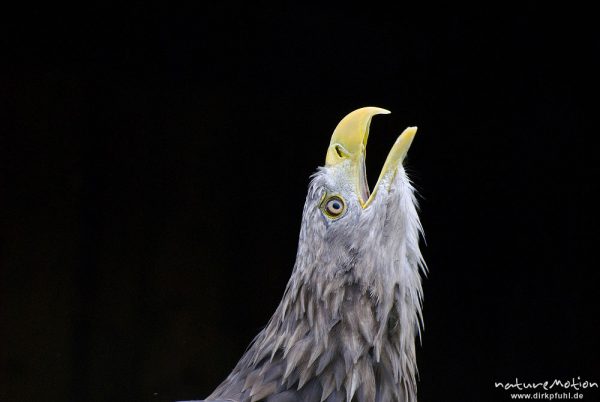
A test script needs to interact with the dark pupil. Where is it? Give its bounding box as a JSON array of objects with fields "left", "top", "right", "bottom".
[{"left": 330, "top": 201, "right": 341, "bottom": 211}]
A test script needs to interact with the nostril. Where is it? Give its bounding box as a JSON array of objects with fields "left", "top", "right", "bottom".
[{"left": 335, "top": 145, "right": 345, "bottom": 158}]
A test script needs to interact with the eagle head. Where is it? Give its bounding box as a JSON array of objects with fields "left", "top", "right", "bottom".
[{"left": 206, "top": 107, "right": 426, "bottom": 402}]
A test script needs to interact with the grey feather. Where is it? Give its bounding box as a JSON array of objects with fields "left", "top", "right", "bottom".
[{"left": 201, "top": 153, "right": 425, "bottom": 402}]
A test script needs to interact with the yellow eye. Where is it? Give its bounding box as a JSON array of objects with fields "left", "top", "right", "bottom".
[{"left": 322, "top": 195, "right": 346, "bottom": 219}]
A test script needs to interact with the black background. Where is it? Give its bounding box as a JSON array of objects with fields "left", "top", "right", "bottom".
[{"left": 2, "top": 5, "right": 599, "bottom": 402}]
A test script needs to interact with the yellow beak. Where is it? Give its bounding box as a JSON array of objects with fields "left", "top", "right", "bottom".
[{"left": 325, "top": 107, "right": 417, "bottom": 208}]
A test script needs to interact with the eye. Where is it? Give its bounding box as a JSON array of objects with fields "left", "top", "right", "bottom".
[{"left": 322, "top": 195, "right": 346, "bottom": 219}]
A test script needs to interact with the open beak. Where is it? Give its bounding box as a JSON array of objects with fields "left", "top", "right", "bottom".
[{"left": 325, "top": 107, "right": 417, "bottom": 208}]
